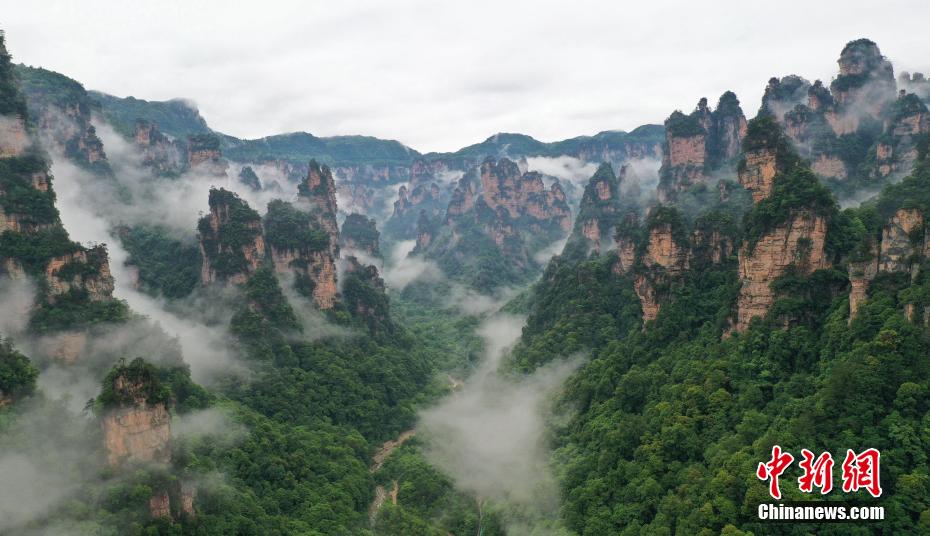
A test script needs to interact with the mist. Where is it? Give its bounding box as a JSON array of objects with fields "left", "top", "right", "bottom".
[
  {"left": 47, "top": 146, "right": 246, "bottom": 384},
  {"left": 381, "top": 240, "right": 443, "bottom": 290},
  {"left": 418, "top": 314, "right": 582, "bottom": 532}
]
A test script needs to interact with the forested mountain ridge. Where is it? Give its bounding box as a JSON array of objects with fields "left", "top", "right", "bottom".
[
  {"left": 0, "top": 30, "right": 481, "bottom": 534},
  {"left": 3, "top": 24, "right": 930, "bottom": 536},
  {"left": 510, "top": 39, "right": 930, "bottom": 535}
]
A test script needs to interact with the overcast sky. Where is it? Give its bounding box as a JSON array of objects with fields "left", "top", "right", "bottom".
[{"left": 4, "top": 0, "right": 929, "bottom": 152}]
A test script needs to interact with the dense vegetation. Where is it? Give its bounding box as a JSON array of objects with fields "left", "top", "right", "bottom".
[
  {"left": 119, "top": 224, "right": 202, "bottom": 298},
  {"left": 505, "top": 135, "right": 930, "bottom": 535}
]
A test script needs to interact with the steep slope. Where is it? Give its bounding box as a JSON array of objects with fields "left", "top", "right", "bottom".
[{"left": 413, "top": 157, "right": 571, "bottom": 290}]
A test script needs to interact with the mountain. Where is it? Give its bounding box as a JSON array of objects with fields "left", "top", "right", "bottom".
[
  {"left": 507, "top": 38, "right": 930, "bottom": 535},
  {"left": 411, "top": 157, "right": 572, "bottom": 291}
]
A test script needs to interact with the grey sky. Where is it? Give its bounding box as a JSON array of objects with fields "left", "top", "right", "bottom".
[{"left": 4, "top": 0, "right": 929, "bottom": 152}]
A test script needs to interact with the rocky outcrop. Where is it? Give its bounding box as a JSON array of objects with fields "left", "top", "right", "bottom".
[
  {"left": 44, "top": 246, "right": 115, "bottom": 302},
  {"left": 735, "top": 212, "right": 830, "bottom": 331},
  {"left": 658, "top": 93, "right": 748, "bottom": 202},
  {"left": 264, "top": 199, "right": 338, "bottom": 309},
  {"left": 634, "top": 275, "right": 660, "bottom": 324},
  {"left": 198, "top": 189, "right": 265, "bottom": 285},
  {"left": 446, "top": 173, "right": 478, "bottom": 219},
  {"left": 186, "top": 133, "right": 227, "bottom": 176},
  {"left": 642, "top": 223, "right": 689, "bottom": 273},
  {"left": 738, "top": 116, "right": 799, "bottom": 203},
  {"left": 848, "top": 244, "right": 879, "bottom": 323},
  {"left": 462, "top": 158, "right": 560, "bottom": 228},
  {"left": 393, "top": 182, "right": 442, "bottom": 217},
  {"left": 341, "top": 256, "right": 393, "bottom": 333},
  {"left": 569, "top": 163, "right": 623, "bottom": 256},
  {"left": 133, "top": 120, "right": 184, "bottom": 175},
  {"left": 299, "top": 160, "right": 340, "bottom": 251},
  {"left": 879, "top": 208, "right": 923, "bottom": 273},
  {"left": 830, "top": 39, "right": 896, "bottom": 121},
  {"left": 340, "top": 213, "right": 381, "bottom": 256},
  {"left": 101, "top": 372, "right": 171, "bottom": 468}
]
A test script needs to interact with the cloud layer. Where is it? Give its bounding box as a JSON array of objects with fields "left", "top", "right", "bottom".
[{"left": 5, "top": 1, "right": 929, "bottom": 152}]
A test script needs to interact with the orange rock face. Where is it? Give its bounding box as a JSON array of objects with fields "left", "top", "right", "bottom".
[
  {"left": 848, "top": 249, "right": 879, "bottom": 323},
  {"left": 44, "top": 248, "right": 115, "bottom": 302},
  {"left": 612, "top": 237, "right": 637, "bottom": 275},
  {"left": 735, "top": 212, "right": 830, "bottom": 331},
  {"left": 879, "top": 208, "right": 923, "bottom": 273},
  {"left": 811, "top": 154, "right": 848, "bottom": 181},
  {"left": 668, "top": 135, "right": 706, "bottom": 168},
  {"left": 739, "top": 149, "right": 778, "bottom": 203},
  {"left": 309, "top": 250, "right": 337, "bottom": 309},
  {"left": 634, "top": 274, "right": 660, "bottom": 324},
  {"left": 149, "top": 491, "right": 172, "bottom": 519},
  {"left": 102, "top": 403, "right": 171, "bottom": 467},
  {"left": 643, "top": 225, "right": 689, "bottom": 273}
]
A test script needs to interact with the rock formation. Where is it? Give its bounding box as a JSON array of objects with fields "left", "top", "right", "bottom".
[
  {"left": 412, "top": 157, "right": 573, "bottom": 289},
  {"left": 298, "top": 160, "right": 340, "bottom": 252},
  {"left": 848, "top": 243, "right": 879, "bottom": 323},
  {"left": 341, "top": 256, "right": 394, "bottom": 334},
  {"left": 133, "top": 119, "right": 185, "bottom": 175},
  {"left": 568, "top": 163, "right": 623, "bottom": 256},
  {"left": 340, "top": 213, "right": 381, "bottom": 256},
  {"left": 100, "top": 362, "right": 171, "bottom": 468},
  {"left": 878, "top": 208, "right": 923, "bottom": 273},
  {"left": 735, "top": 211, "right": 830, "bottom": 331},
  {"left": 737, "top": 116, "right": 800, "bottom": 203},
  {"left": 44, "top": 246, "right": 115, "bottom": 303},
  {"left": 658, "top": 92, "right": 748, "bottom": 202},
  {"left": 197, "top": 188, "right": 265, "bottom": 285},
  {"left": 186, "top": 133, "right": 228, "bottom": 176},
  {"left": 264, "top": 199, "right": 338, "bottom": 309}
]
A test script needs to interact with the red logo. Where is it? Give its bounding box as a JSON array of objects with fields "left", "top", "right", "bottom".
[
  {"left": 757, "top": 445, "right": 794, "bottom": 500},
  {"left": 798, "top": 449, "right": 834, "bottom": 495},
  {"left": 757, "top": 446, "right": 881, "bottom": 499},
  {"left": 841, "top": 448, "right": 882, "bottom": 498}
]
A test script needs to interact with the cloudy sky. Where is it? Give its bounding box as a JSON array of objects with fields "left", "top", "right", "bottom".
[{"left": 4, "top": 0, "right": 929, "bottom": 152}]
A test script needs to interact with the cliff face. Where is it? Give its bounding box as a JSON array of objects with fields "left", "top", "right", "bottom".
[
  {"left": 198, "top": 189, "right": 265, "bottom": 285},
  {"left": 0, "top": 115, "right": 29, "bottom": 157},
  {"left": 299, "top": 160, "right": 340, "bottom": 252},
  {"left": 759, "top": 40, "right": 928, "bottom": 183},
  {"left": 568, "top": 163, "right": 623, "bottom": 256},
  {"left": 1, "top": 37, "right": 121, "bottom": 337},
  {"left": 735, "top": 212, "right": 830, "bottom": 331},
  {"left": 101, "top": 373, "right": 171, "bottom": 468},
  {"left": 634, "top": 274, "right": 660, "bottom": 324},
  {"left": 186, "top": 133, "right": 228, "bottom": 176},
  {"left": 15, "top": 65, "right": 113, "bottom": 176},
  {"left": 133, "top": 120, "right": 184, "bottom": 175},
  {"left": 848, "top": 243, "right": 879, "bottom": 322},
  {"left": 642, "top": 224, "right": 689, "bottom": 273},
  {"left": 879, "top": 208, "right": 923, "bottom": 273},
  {"left": 658, "top": 93, "right": 748, "bottom": 202},
  {"left": 44, "top": 247, "right": 115, "bottom": 303},
  {"left": 264, "top": 199, "right": 338, "bottom": 309},
  {"left": 737, "top": 116, "right": 799, "bottom": 203}
]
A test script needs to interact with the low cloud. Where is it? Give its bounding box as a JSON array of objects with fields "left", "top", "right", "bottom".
[
  {"left": 382, "top": 240, "right": 443, "bottom": 290},
  {"left": 418, "top": 314, "right": 582, "bottom": 532},
  {"left": 526, "top": 155, "right": 598, "bottom": 187},
  {"left": 0, "top": 277, "right": 36, "bottom": 337}
]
